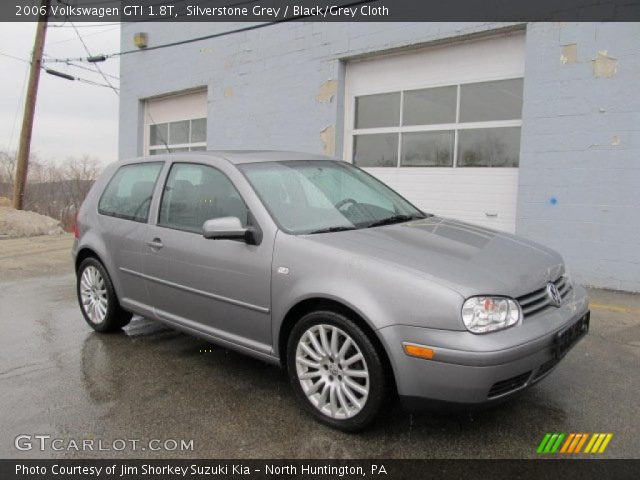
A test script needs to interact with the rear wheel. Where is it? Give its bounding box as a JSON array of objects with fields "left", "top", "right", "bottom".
[
  {"left": 77, "top": 258, "right": 132, "bottom": 332},
  {"left": 287, "top": 310, "right": 387, "bottom": 431}
]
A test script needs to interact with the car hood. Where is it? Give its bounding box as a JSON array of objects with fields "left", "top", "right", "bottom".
[{"left": 305, "top": 216, "right": 564, "bottom": 299}]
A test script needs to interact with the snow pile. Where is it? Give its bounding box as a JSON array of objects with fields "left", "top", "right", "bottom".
[{"left": 0, "top": 207, "right": 65, "bottom": 238}]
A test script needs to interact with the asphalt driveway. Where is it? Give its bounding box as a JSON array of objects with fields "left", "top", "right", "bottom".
[{"left": 0, "top": 235, "right": 638, "bottom": 458}]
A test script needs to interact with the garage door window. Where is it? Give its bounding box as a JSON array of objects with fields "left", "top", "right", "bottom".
[
  {"left": 352, "top": 78, "right": 523, "bottom": 168},
  {"left": 149, "top": 118, "right": 207, "bottom": 155}
]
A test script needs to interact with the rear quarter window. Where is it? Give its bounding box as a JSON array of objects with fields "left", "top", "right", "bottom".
[{"left": 98, "top": 162, "right": 163, "bottom": 222}]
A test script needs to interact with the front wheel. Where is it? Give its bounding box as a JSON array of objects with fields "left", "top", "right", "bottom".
[
  {"left": 287, "top": 311, "right": 387, "bottom": 431},
  {"left": 77, "top": 258, "right": 132, "bottom": 333}
]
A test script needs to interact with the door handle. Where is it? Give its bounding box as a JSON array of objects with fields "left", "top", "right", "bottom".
[{"left": 145, "top": 238, "right": 164, "bottom": 250}]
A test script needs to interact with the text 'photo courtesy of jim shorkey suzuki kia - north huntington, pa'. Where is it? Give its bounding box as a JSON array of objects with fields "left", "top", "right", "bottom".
[{"left": 72, "top": 151, "right": 589, "bottom": 431}]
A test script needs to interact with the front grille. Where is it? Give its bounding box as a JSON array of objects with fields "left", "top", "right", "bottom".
[
  {"left": 517, "top": 275, "right": 573, "bottom": 318},
  {"left": 532, "top": 358, "right": 559, "bottom": 381},
  {"left": 488, "top": 371, "right": 532, "bottom": 398}
]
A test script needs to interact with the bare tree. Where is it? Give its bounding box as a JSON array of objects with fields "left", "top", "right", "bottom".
[
  {"left": 0, "top": 151, "right": 16, "bottom": 186},
  {"left": 60, "top": 155, "right": 101, "bottom": 219},
  {"left": 0, "top": 150, "right": 103, "bottom": 229}
]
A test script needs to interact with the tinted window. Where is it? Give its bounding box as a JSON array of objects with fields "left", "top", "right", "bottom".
[
  {"left": 401, "top": 131, "right": 454, "bottom": 167},
  {"left": 403, "top": 86, "right": 457, "bottom": 126},
  {"left": 457, "top": 127, "right": 521, "bottom": 167},
  {"left": 190, "top": 118, "right": 207, "bottom": 143},
  {"left": 241, "top": 161, "right": 423, "bottom": 234},
  {"left": 355, "top": 92, "right": 400, "bottom": 129},
  {"left": 98, "top": 162, "right": 163, "bottom": 222},
  {"left": 159, "top": 163, "right": 248, "bottom": 233},
  {"left": 353, "top": 134, "right": 398, "bottom": 167},
  {"left": 459, "top": 79, "right": 523, "bottom": 122}
]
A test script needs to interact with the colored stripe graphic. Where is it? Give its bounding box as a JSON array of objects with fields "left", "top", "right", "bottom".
[
  {"left": 537, "top": 433, "right": 552, "bottom": 453},
  {"left": 537, "top": 433, "right": 565, "bottom": 453},
  {"left": 538, "top": 433, "right": 613, "bottom": 454},
  {"left": 585, "top": 433, "right": 614, "bottom": 453},
  {"left": 574, "top": 433, "right": 589, "bottom": 453},
  {"left": 560, "top": 433, "right": 575, "bottom": 453}
]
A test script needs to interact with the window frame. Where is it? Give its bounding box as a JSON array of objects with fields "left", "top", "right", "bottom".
[
  {"left": 347, "top": 76, "right": 523, "bottom": 169},
  {"left": 155, "top": 161, "right": 254, "bottom": 236},
  {"left": 147, "top": 117, "right": 207, "bottom": 156},
  {"left": 97, "top": 161, "right": 164, "bottom": 223}
]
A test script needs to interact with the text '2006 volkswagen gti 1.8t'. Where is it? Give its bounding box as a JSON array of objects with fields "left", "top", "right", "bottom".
[{"left": 73, "top": 151, "right": 589, "bottom": 431}]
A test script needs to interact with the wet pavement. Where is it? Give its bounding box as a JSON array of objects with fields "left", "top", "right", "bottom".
[{"left": 0, "top": 269, "right": 639, "bottom": 459}]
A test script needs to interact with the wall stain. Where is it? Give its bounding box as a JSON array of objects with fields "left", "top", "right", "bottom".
[
  {"left": 320, "top": 125, "right": 335, "bottom": 156},
  {"left": 224, "top": 86, "right": 234, "bottom": 98},
  {"left": 560, "top": 44, "right": 577, "bottom": 64},
  {"left": 592, "top": 51, "right": 618, "bottom": 78},
  {"left": 315, "top": 79, "right": 337, "bottom": 103}
]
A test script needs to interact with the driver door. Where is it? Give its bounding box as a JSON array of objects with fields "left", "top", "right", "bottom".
[{"left": 142, "top": 161, "right": 272, "bottom": 352}]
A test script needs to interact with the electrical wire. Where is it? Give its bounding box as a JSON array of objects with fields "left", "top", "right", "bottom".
[
  {"left": 43, "top": 66, "right": 119, "bottom": 90},
  {"left": 44, "top": 0, "right": 379, "bottom": 63},
  {"left": 6, "top": 63, "right": 31, "bottom": 152},
  {"left": 0, "top": 52, "right": 31, "bottom": 64},
  {"left": 63, "top": 60, "right": 119, "bottom": 80},
  {"left": 46, "top": 24, "right": 120, "bottom": 46},
  {"left": 68, "top": 19, "right": 119, "bottom": 95}
]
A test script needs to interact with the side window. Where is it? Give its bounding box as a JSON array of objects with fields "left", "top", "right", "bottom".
[
  {"left": 98, "top": 162, "right": 163, "bottom": 222},
  {"left": 158, "top": 163, "right": 249, "bottom": 233}
]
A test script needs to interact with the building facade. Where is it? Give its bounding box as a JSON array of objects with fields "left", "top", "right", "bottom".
[{"left": 119, "top": 22, "right": 640, "bottom": 292}]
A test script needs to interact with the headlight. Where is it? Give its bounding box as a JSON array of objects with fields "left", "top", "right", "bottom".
[{"left": 461, "top": 296, "right": 520, "bottom": 334}]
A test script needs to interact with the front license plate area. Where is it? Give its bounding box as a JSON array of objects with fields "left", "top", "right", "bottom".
[{"left": 554, "top": 311, "right": 590, "bottom": 359}]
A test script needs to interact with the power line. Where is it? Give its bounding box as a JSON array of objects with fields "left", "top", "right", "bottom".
[
  {"left": 68, "top": 18, "right": 119, "bottom": 95},
  {"left": 0, "top": 52, "right": 31, "bottom": 64},
  {"left": 45, "top": 0, "right": 378, "bottom": 64},
  {"left": 44, "top": 67, "right": 119, "bottom": 90},
  {"left": 63, "top": 60, "right": 119, "bottom": 79},
  {"left": 7, "top": 63, "right": 31, "bottom": 152},
  {"left": 46, "top": 24, "right": 120, "bottom": 46}
]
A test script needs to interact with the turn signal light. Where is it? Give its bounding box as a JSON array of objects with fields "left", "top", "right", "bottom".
[{"left": 403, "top": 343, "right": 435, "bottom": 360}]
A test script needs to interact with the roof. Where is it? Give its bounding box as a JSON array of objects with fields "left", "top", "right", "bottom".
[{"left": 175, "top": 150, "right": 339, "bottom": 165}]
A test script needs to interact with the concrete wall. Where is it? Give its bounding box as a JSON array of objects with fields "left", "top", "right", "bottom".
[
  {"left": 518, "top": 23, "right": 640, "bottom": 292},
  {"left": 119, "top": 22, "right": 640, "bottom": 291}
]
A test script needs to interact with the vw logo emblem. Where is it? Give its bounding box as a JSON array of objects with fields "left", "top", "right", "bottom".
[{"left": 546, "top": 282, "right": 562, "bottom": 307}]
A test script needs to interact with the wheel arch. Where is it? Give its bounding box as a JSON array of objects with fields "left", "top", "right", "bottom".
[
  {"left": 75, "top": 247, "right": 103, "bottom": 272},
  {"left": 74, "top": 245, "right": 124, "bottom": 301},
  {"left": 277, "top": 297, "right": 397, "bottom": 394}
]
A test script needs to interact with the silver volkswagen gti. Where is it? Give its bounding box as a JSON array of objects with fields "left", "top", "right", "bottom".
[{"left": 73, "top": 151, "right": 589, "bottom": 431}]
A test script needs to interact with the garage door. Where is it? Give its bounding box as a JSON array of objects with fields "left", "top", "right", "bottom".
[
  {"left": 343, "top": 34, "right": 525, "bottom": 232},
  {"left": 144, "top": 89, "right": 208, "bottom": 156}
]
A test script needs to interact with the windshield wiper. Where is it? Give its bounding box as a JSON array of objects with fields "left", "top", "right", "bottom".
[
  {"left": 307, "top": 226, "right": 356, "bottom": 234},
  {"left": 366, "top": 214, "right": 425, "bottom": 228}
]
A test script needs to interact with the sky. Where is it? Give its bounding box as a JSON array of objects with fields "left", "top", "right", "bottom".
[{"left": 0, "top": 22, "right": 121, "bottom": 165}]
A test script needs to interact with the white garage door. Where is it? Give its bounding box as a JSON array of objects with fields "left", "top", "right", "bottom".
[
  {"left": 344, "top": 34, "right": 525, "bottom": 232},
  {"left": 144, "top": 89, "right": 208, "bottom": 156}
]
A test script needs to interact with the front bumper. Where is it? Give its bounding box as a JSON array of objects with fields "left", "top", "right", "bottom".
[{"left": 378, "top": 285, "right": 589, "bottom": 408}]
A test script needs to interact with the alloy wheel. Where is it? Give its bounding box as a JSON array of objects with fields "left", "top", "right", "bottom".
[
  {"left": 295, "top": 324, "right": 370, "bottom": 419},
  {"left": 79, "top": 265, "right": 108, "bottom": 324}
]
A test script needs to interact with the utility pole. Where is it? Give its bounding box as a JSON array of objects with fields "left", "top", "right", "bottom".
[{"left": 12, "top": 0, "right": 50, "bottom": 210}]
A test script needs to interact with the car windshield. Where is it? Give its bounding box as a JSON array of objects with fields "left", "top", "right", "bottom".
[{"left": 239, "top": 160, "right": 427, "bottom": 234}]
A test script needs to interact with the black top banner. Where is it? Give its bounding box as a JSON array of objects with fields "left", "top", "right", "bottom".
[{"left": 3, "top": 0, "right": 640, "bottom": 22}]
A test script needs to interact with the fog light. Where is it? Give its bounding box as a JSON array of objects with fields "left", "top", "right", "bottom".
[{"left": 403, "top": 343, "right": 435, "bottom": 360}]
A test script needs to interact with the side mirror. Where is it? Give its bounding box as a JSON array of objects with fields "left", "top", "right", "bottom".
[{"left": 202, "top": 217, "right": 253, "bottom": 243}]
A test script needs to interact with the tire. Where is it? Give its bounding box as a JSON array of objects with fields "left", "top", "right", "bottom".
[
  {"left": 286, "top": 310, "right": 387, "bottom": 432},
  {"left": 76, "top": 257, "right": 132, "bottom": 333}
]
